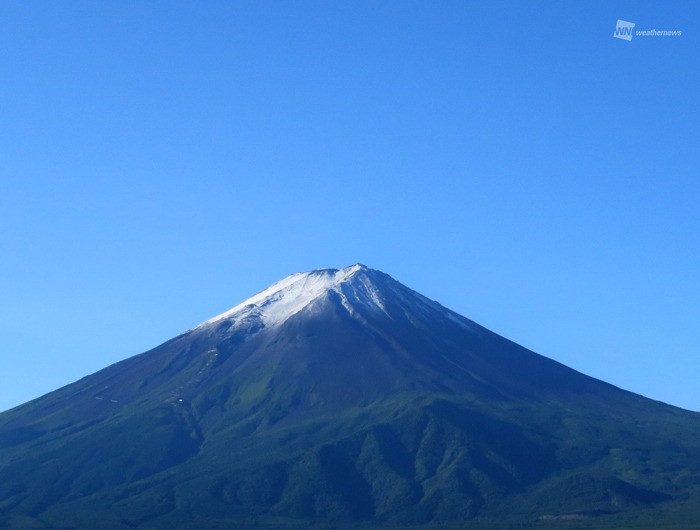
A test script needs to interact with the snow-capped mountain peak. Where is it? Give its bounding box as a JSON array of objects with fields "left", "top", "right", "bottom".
[{"left": 197, "top": 264, "right": 374, "bottom": 330}]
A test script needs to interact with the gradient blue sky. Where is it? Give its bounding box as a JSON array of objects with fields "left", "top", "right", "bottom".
[{"left": 1, "top": 1, "right": 698, "bottom": 413}]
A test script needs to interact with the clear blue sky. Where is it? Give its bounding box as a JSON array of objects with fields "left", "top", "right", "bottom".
[{"left": 1, "top": 1, "right": 698, "bottom": 413}]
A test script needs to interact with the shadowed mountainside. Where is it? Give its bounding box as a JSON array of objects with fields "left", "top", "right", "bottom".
[{"left": 2, "top": 265, "right": 700, "bottom": 529}]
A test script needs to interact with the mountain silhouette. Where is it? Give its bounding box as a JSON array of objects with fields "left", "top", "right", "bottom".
[{"left": 1, "top": 264, "right": 699, "bottom": 529}]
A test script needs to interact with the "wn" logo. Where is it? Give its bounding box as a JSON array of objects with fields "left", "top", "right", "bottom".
[{"left": 614, "top": 20, "right": 636, "bottom": 41}]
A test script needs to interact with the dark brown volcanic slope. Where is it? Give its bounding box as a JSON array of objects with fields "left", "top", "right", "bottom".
[{"left": 1, "top": 265, "right": 700, "bottom": 529}]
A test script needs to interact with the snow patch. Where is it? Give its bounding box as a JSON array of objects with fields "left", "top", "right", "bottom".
[
  {"left": 196, "top": 264, "right": 369, "bottom": 331},
  {"left": 193, "top": 263, "right": 474, "bottom": 336}
]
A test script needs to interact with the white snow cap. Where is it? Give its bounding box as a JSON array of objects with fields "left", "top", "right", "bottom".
[
  {"left": 198, "top": 264, "right": 375, "bottom": 330},
  {"left": 195, "top": 263, "right": 471, "bottom": 333}
]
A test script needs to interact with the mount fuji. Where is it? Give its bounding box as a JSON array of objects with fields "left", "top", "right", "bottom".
[{"left": 1, "top": 264, "right": 700, "bottom": 529}]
